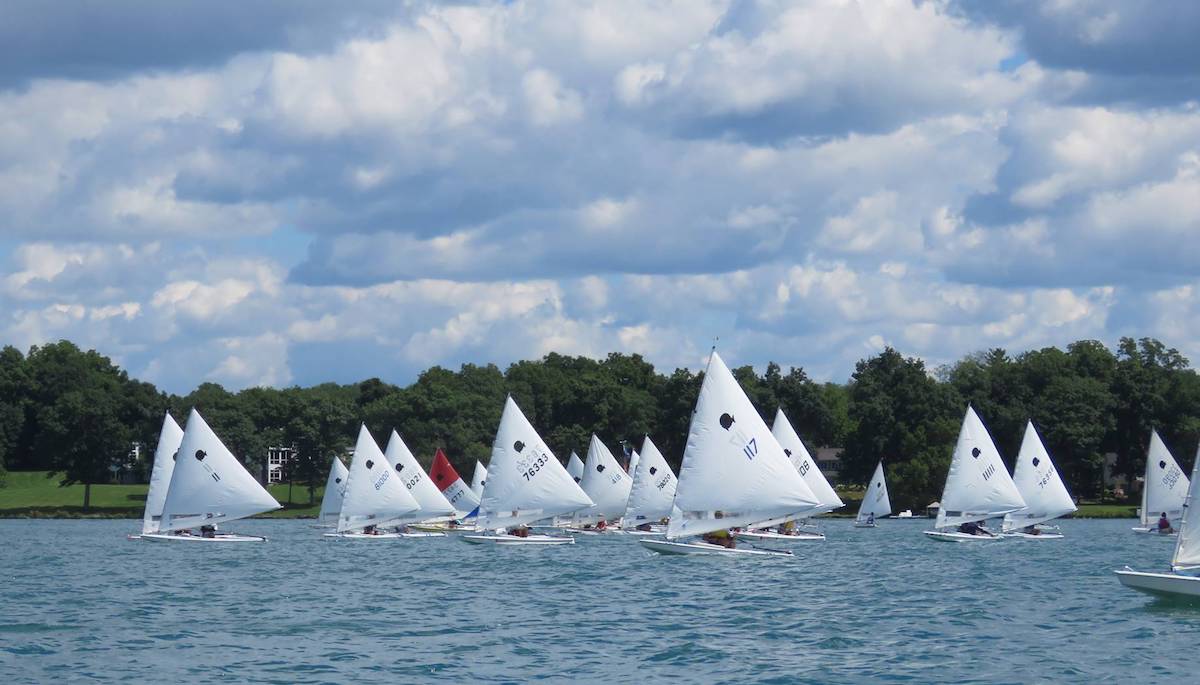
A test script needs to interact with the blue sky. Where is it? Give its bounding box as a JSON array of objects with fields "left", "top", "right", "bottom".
[{"left": 1, "top": 0, "right": 1198, "bottom": 393}]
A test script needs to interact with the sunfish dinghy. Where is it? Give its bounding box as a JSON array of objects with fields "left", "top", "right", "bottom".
[
  {"left": 323, "top": 425, "right": 421, "bottom": 540},
  {"left": 430, "top": 449, "right": 481, "bottom": 520},
  {"left": 141, "top": 409, "right": 281, "bottom": 542},
  {"left": 565, "top": 434, "right": 632, "bottom": 532},
  {"left": 130, "top": 412, "right": 184, "bottom": 540},
  {"left": 1117, "top": 445, "right": 1200, "bottom": 599},
  {"left": 854, "top": 461, "right": 892, "bottom": 528},
  {"left": 639, "top": 350, "right": 819, "bottom": 557},
  {"left": 462, "top": 396, "right": 593, "bottom": 546},
  {"left": 312, "top": 456, "right": 349, "bottom": 529},
  {"left": 1132, "top": 430, "right": 1188, "bottom": 536},
  {"left": 377, "top": 429, "right": 457, "bottom": 537},
  {"left": 470, "top": 460, "right": 488, "bottom": 499},
  {"left": 924, "top": 406, "right": 1025, "bottom": 542},
  {"left": 1001, "top": 422, "right": 1075, "bottom": 539},
  {"left": 619, "top": 436, "right": 677, "bottom": 535}
]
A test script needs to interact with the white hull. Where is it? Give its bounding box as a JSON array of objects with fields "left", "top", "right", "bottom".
[
  {"left": 612, "top": 529, "right": 661, "bottom": 536},
  {"left": 853, "top": 522, "right": 877, "bottom": 528},
  {"left": 1001, "top": 531, "right": 1064, "bottom": 540},
  {"left": 141, "top": 532, "right": 267, "bottom": 543},
  {"left": 1116, "top": 569, "right": 1200, "bottom": 599},
  {"left": 559, "top": 527, "right": 605, "bottom": 536},
  {"left": 323, "top": 532, "right": 407, "bottom": 539},
  {"left": 461, "top": 534, "right": 575, "bottom": 546},
  {"left": 639, "top": 539, "right": 793, "bottom": 557},
  {"left": 1132, "top": 526, "right": 1178, "bottom": 537},
  {"left": 923, "top": 530, "right": 1003, "bottom": 542},
  {"left": 735, "top": 530, "right": 825, "bottom": 542}
]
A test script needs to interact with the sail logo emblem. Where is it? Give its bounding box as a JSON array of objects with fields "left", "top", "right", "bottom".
[
  {"left": 195, "top": 450, "right": 220, "bottom": 482},
  {"left": 597, "top": 464, "right": 605, "bottom": 473},
  {"left": 719, "top": 412, "right": 757, "bottom": 460},
  {"left": 395, "top": 463, "right": 405, "bottom": 473},
  {"left": 1032, "top": 457, "right": 1040, "bottom": 467},
  {"left": 335, "top": 477, "right": 342, "bottom": 484},
  {"left": 649, "top": 466, "right": 657, "bottom": 476},
  {"left": 172, "top": 450, "right": 179, "bottom": 462},
  {"left": 971, "top": 447, "right": 981, "bottom": 458},
  {"left": 514, "top": 441, "right": 525, "bottom": 453},
  {"left": 365, "top": 459, "right": 375, "bottom": 470}
]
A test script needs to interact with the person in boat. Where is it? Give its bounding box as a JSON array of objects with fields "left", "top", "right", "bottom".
[
  {"left": 636, "top": 522, "right": 653, "bottom": 532},
  {"left": 866, "top": 512, "right": 875, "bottom": 525},
  {"left": 779, "top": 520, "right": 797, "bottom": 536},
  {"left": 702, "top": 529, "right": 736, "bottom": 549},
  {"left": 595, "top": 519, "right": 608, "bottom": 531},
  {"left": 1158, "top": 512, "right": 1174, "bottom": 534},
  {"left": 363, "top": 524, "right": 378, "bottom": 535},
  {"left": 508, "top": 526, "right": 530, "bottom": 538},
  {"left": 1020, "top": 525, "right": 1040, "bottom": 535},
  {"left": 958, "top": 520, "right": 992, "bottom": 537},
  {"left": 200, "top": 524, "right": 216, "bottom": 538}
]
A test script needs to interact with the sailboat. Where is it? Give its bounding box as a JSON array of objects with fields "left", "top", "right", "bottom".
[
  {"left": 1001, "top": 422, "right": 1076, "bottom": 539},
  {"left": 1132, "top": 430, "right": 1189, "bottom": 536},
  {"left": 1117, "top": 445, "right": 1200, "bottom": 598},
  {"left": 323, "top": 425, "right": 421, "bottom": 539},
  {"left": 737, "top": 409, "right": 841, "bottom": 543},
  {"left": 429, "top": 449, "right": 481, "bottom": 518},
  {"left": 380, "top": 429, "right": 457, "bottom": 537},
  {"left": 639, "top": 351, "right": 821, "bottom": 556},
  {"left": 141, "top": 409, "right": 281, "bottom": 542},
  {"left": 130, "top": 412, "right": 184, "bottom": 540},
  {"left": 314, "top": 456, "right": 349, "bottom": 528},
  {"left": 620, "top": 436, "right": 677, "bottom": 533},
  {"left": 567, "top": 451, "right": 585, "bottom": 484},
  {"left": 854, "top": 461, "right": 891, "bottom": 528},
  {"left": 470, "top": 461, "right": 488, "bottom": 498},
  {"left": 463, "top": 396, "right": 594, "bottom": 545},
  {"left": 567, "top": 434, "right": 632, "bottom": 531},
  {"left": 924, "top": 406, "right": 1026, "bottom": 542},
  {"left": 627, "top": 449, "right": 640, "bottom": 479}
]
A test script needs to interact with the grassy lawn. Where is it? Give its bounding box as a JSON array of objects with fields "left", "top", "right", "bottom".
[{"left": 0, "top": 471, "right": 322, "bottom": 518}]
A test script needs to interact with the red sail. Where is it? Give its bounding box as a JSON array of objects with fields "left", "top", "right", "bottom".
[{"left": 429, "top": 448, "right": 462, "bottom": 493}]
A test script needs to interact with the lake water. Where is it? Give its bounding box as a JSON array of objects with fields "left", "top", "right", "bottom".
[{"left": 0, "top": 518, "right": 1194, "bottom": 684}]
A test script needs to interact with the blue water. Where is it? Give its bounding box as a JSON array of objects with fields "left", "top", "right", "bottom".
[{"left": 0, "top": 519, "right": 1194, "bottom": 684}]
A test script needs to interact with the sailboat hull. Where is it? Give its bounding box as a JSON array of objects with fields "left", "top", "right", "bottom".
[
  {"left": 1001, "top": 531, "right": 1064, "bottom": 539},
  {"left": 1132, "top": 526, "right": 1178, "bottom": 537},
  {"left": 853, "top": 522, "right": 877, "bottom": 528},
  {"left": 461, "top": 534, "right": 575, "bottom": 546},
  {"left": 639, "top": 539, "right": 793, "bottom": 556},
  {"left": 140, "top": 532, "right": 267, "bottom": 543},
  {"left": 923, "top": 530, "right": 1003, "bottom": 542},
  {"left": 735, "top": 530, "right": 825, "bottom": 542},
  {"left": 323, "top": 531, "right": 406, "bottom": 539},
  {"left": 1116, "top": 569, "right": 1200, "bottom": 599}
]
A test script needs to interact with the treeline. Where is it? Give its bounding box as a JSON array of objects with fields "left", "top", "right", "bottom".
[{"left": 0, "top": 337, "right": 1197, "bottom": 511}]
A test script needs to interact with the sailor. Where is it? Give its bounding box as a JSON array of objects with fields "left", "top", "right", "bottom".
[
  {"left": 866, "top": 512, "right": 875, "bottom": 525},
  {"left": 702, "top": 529, "right": 736, "bottom": 549},
  {"left": 509, "top": 526, "right": 530, "bottom": 538},
  {"left": 595, "top": 519, "right": 608, "bottom": 531},
  {"left": 779, "top": 520, "right": 797, "bottom": 536},
  {"left": 1158, "top": 512, "right": 1173, "bottom": 533},
  {"left": 636, "top": 522, "right": 653, "bottom": 532},
  {"left": 363, "top": 524, "right": 378, "bottom": 535},
  {"left": 200, "top": 524, "right": 216, "bottom": 538}
]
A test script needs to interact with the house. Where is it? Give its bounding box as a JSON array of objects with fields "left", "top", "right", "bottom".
[
  {"left": 814, "top": 447, "right": 842, "bottom": 485},
  {"left": 265, "top": 446, "right": 297, "bottom": 485}
]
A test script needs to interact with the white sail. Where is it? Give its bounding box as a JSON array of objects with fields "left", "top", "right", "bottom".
[
  {"left": 1141, "top": 429, "right": 1189, "bottom": 526},
  {"left": 567, "top": 451, "right": 585, "bottom": 485},
  {"left": 142, "top": 412, "right": 185, "bottom": 534},
  {"left": 627, "top": 450, "right": 640, "bottom": 477},
  {"left": 771, "top": 408, "right": 844, "bottom": 515},
  {"left": 856, "top": 461, "right": 892, "bottom": 523},
  {"left": 384, "top": 430, "right": 457, "bottom": 522},
  {"left": 933, "top": 406, "right": 1026, "bottom": 530},
  {"left": 1171, "top": 445, "right": 1200, "bottom": 570},
  {"left": 337, "top": 424, "right": 420, "bottom": 532},
  {"left": 622, "top": 436, "right": 677, "bottom": 528},
  {"left": 160, "top": 409, "right": 281, "bottom": 531},
  {"left": 1002, "top": 422, "right": 1076, "bottom": 532},
  {"left": 476, "top": 396, "right": 593, "bottom": 531},
  {"left": 667, "top": 351, "right": 821, "bottom": 540},
  {"left": 575, "top": 434, "right": 633, "bottom": 523},
  {"left": 317, "top": 457, "right": 349, "bottom": 525},
  {"left": 470, "top": 461, "right": 488, "bottom": 498}
]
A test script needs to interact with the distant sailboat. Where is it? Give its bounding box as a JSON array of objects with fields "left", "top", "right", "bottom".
[
  {"left": 570, "top": 434, "right": 632, "bottom": 529},
  {"left": 324, "top": 425, "right": 421, "bottom": 539},
  {"left": 1002, "top": 422, "right": 1076, "bottom": 539},
  {"left": 924, "top": 406, "right": 1026, "bottom": 542},
  {"left": 621, "top": 436, "right": 677, "bottom": 532},
  {"left": 627, "top": 449, "right": 640, "bottom": 477},
  {"left": 567, "top": 451, "right": 585, "bottom": 484},
  {"left": 855, "top": 461, "right": 891, "bottom": 528},
  {"left": 640, "top": 351, "right": 820, "bottom": 556},
  {"left": 429, "top": 449, "right": 481, "bottom": 518},
  {"left": 141, "top": 409, "right": 281, "bottom": 543},
  {"left": 1133, "top": 430, "right": 1189, "bottom": 536},
  {"left": 381, "top": 429, "right": 457, "bottom": 535},
  {"left": 463, "top": 396, "right": 593, "bottom": 545},
  {"left": 470, "top": 461, "right": 488, "bottom": 498},
  {"left": 315, "top": 456, "right": 349, "bottom": 528},
  {"left": 131, "top": 412, "right": 184, "bottom": 539},
  {"left": 1117, "top": 445, "right": 1200, "bottom": 598},
  {"left": 738, "top": 409, "right": 841, "bottom": 543}
]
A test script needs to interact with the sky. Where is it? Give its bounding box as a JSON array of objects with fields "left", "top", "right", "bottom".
[{"left": 1, "top": 0, "right": 1198, "bottom": 394}]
